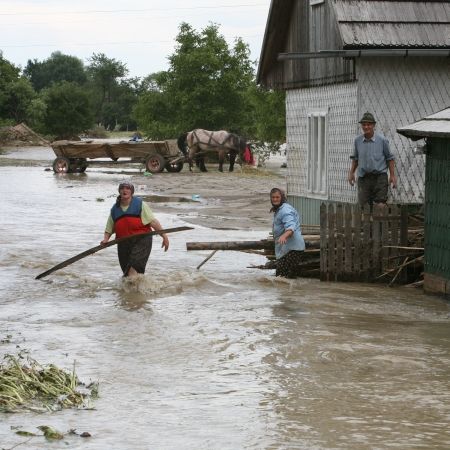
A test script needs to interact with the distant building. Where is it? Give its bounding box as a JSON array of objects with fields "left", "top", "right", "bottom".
[
  {"left": 257, "top": 0, "right": 450, "bottom": 225},
  {"left": 398, "top": 107, "right": 450, "bottom": 297}
]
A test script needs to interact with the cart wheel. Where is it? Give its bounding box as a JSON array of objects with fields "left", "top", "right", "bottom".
[
  {"left": 145, "top": 154, "right": 165, "bottom": 173},
  {"left": 166, "top": 161, "right": 183, "bottom": 173},
  {"left": 53, "top": 157, "right": 71, "bottom": 173}
]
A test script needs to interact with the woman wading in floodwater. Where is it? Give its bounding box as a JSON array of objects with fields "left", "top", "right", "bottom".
[
  {"left": 270, "top": 187, "right": 305, "bottom": 278},
  {"left": 101, "top": 181, "right": 169, "bottom": 277}
]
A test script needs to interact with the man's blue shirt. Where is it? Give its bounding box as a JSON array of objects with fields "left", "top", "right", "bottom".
[{"left": 351, "top": 133, "right": 394, "bottom": 177}]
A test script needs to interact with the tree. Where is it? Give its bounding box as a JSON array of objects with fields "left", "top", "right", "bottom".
[
  {"left": 134, "top": 23, "right": 255, "bottom": 139},
  {"left": 0, "top": 53, "right": 22, "bottom": 123},
  {"left": 246, "top": 84, "right": 286, "bottom": 142},
  {"left": 41, "top": 81, "right": 93, "bottom": 138},
  {"left": 1, "top": 77, "right": 37, "bottom": 123},
  {"left": 86, "top": 53, "right": 129, "bottom": 128},
  {"left": 24, "top": 51, "right": 87, "bottom": 91}
]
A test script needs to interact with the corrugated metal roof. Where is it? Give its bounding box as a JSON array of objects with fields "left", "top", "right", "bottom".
[
  {"left": 333, "top": 1, "right": 450, "bottom": 48},
  {"left": 397, "top": 108, "right": 450, "bottom": 139}
]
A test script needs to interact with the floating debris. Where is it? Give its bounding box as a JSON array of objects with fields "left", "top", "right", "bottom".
[
  {"left": 0, "top": 355, "right": 98, "bottom": 413},
  {"left": 37, "top": 425, "right": 64, "bottom": 440}
]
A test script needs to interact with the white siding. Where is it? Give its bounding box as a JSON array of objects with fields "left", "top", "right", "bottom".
[
  {"left": 357, "top": 57, "right": 450, "bottom": 204},
  {"left": 286, "top": 82, "right": 358, "bottom": 203},
  {"left": 286, "top": 57, "right": 450, "bottom": 206}
]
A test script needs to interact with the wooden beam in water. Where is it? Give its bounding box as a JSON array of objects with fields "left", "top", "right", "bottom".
[{"left": 186, "top": 238, "right": 319, "bottom": 252}]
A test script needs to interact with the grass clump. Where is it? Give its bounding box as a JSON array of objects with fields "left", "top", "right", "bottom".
[{"left": 0, "top": 355, "right": 98, "bottom": 413}]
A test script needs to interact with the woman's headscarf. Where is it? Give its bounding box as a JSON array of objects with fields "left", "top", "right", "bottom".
[
  {"left": 270, "top": 187, "right": 287, "bottom": 212},
  {"left": 118, "top": 180, "right": 135, "bottom": 194},
  {"left": 116, "top": 180, "right": 135, "bottom": 205}
]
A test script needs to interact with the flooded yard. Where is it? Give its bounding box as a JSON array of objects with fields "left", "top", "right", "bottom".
[{"left": 1, "top": 147, "right": 450, "bottom": 449}]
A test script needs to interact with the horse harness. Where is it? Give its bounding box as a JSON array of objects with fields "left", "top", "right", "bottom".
[{"left": 192, "top": 130, "right": 237, "bottom": 150}]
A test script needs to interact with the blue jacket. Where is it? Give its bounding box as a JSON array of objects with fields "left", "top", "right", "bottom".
[{"left": 272, "top": 202, "right": 305, "bottom": 259}]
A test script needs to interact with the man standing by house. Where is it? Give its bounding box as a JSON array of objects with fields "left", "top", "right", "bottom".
[{"left": 348, "top": 112, "right": 397, "bottom": 206}]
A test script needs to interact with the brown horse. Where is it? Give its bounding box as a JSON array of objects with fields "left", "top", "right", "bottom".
[{"left": 181, "top": 129, "right": 251, "bottom": 172}]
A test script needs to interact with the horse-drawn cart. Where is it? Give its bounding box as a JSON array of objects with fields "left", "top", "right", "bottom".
[{"left": 50, "top": 139, "right": 184, "bottom": 174}]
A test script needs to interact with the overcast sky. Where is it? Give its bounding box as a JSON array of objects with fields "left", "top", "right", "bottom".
[{"left": 0, "top": 0, "right": 271, "bottom": 78}]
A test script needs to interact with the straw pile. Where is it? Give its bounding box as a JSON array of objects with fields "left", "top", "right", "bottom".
[{"left": 0, "top": 355, "right": 98, "bottom": 413}]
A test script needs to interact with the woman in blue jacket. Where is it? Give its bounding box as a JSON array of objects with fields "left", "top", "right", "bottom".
[{"left": 270, "top": 188, "right": 305, "bottom": 278}]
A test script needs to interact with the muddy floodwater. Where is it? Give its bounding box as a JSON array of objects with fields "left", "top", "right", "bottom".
[{"left": 1, "top": 147, "right": 450, "bottom": 449}]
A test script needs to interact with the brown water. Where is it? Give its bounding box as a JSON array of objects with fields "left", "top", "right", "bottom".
[{"left": 1, "top": 148, "right": 450, "bottom": 449}]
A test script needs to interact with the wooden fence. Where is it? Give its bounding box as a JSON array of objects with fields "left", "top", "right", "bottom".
[{"left": 320, "top": 203, "right": 408, "bottom": 282}]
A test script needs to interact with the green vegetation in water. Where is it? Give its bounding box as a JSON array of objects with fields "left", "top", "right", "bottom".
[{"left": 0, "top": 355, "right": 98, "bottom": 413}]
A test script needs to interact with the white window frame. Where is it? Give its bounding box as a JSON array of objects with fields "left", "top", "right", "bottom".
[
  {"left": 306, "top": 110, "right": 328, "bottom": 198},
  {"left": 310, "top": 0, "right": 325, "bottom": 5}
]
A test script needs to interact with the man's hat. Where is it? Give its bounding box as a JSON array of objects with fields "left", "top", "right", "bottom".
[{"left": 359, "top": 112, "right": 376, "bottom": 123}]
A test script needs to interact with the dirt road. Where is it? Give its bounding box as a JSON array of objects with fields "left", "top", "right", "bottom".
[{"left": 134, "top": 158, "right": 287, "bottom": 231}]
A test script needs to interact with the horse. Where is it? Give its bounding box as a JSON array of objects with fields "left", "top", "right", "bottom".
[
  {"left": 179, "top": 129, "right": 253, "bottom": 172},
  {"left": 177, "top": 132, "right": 207, "bottom": 172}
]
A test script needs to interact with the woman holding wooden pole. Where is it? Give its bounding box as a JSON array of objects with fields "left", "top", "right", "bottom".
[
  {"left": 270, "top": 188, "right": 305, "bottom": 278},
  {"left": 101, "top": 181, "right": 169, "bottom": 277}
]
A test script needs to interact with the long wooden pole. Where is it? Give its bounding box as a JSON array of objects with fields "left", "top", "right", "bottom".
[{"left": 35, "top": 226, "right": 193, "bottom": 280}]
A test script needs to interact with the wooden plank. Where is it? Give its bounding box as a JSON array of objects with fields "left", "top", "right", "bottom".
[
  {"left": 335, "top": 203, "right": 344, "bottom": 280},
  {"left": 372, "top": 204, "right": 383, "bottom": 278},
  {"left": 362, "top": 205, "right": 371, "bottom": 281},
  {"left": 380, "top": 204, "right": 390, "bottom": 274},
  {"left": 187, "top": 240, "right": 275, "bottom": 251},
  {"left": 320, "top": 202, "right": 328, "bottom": 281},
  {"left": 400, "top": 205, "right": 409, "bottom": 246},
  {"left": 389, "top": 204, "right": 399, "bottom": 273},
  {"left": 344, "top": 203, "right": 353, "bottom": 280},
  {"left": 36, "top": 226, "right": 193, "bottom": 280},
  {"left": 328, "top": 203, "right": 336, "bottom": 281},
  {"left": 353, "top": 204, "right": 362, "bottom": 281}
]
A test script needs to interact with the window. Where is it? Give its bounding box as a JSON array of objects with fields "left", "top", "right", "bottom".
[
  {"left": 307, "top": 111, "right": 328, "bottom": 196},
  {"left": 310, "top": 0, "right": 325, "bottom": 5}
]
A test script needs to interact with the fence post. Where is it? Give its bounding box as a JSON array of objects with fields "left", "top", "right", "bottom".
[
  {"left": 336, "top": 203, "right": 344, "bottom": 281},
  {"left": 328, "top": 203, "right": 336, "bottom": 281},
  {"left": 344, "top": 203, "right": 353, "bottom": 281},
  {"left": 320, "top": 202, "right": 327, "bottom": 281}
]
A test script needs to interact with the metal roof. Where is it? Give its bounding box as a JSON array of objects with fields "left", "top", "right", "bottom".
[
  {"left": 257, "top": 0, "right": 450, "bottom": 84},
  {"left": 334, "top": 1, "right": 450, "bottom": 48},
  {"left": 397, "top": 108, "right": 450, "bottom": 139}
]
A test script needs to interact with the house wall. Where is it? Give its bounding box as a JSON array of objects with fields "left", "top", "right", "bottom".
[
  {"left": 286, "top": 81, "right": 358, "bottom": 225},
  {"left": 261, "top": 0, "right": 354, "bottom": 89},
  {"left": 286, "top": 56, "right": 450, "bottom": 225},
  {"left": 308, "top": 0, "right": 353, "bottom": 85},
  {"left": 357, "top": 57, "right": 450, "bottom": 204}
]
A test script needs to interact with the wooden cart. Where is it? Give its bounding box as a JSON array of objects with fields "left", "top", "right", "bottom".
[{"left": 51, "top": 139, "right": 185, "bottom": 174}]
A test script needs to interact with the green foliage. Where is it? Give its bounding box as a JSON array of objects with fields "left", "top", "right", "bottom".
[
  {"left": 0, "top": 32, "right": 287, "bottom": 143},
  {"left": 134, "top": 23, "right": 256, "bottom": 139},
  {"left": 26, "top": 97, "right": 47, "bottom": 131},
  {"left": 0, "top": 54, "right": 29, "bottom": 123},
  {"left": 0, "top": 53, "right": 20, "bottom": 87},
  {"left": 86, "top": 53, "right": 135, "bottom": 130},
  {"left": 41, "top": 81, "right": 94, "bottom": 138},
  {"left": 24, "top": 51, "right": 87, "bottom": 91},
  {"left": 86, "top": 125, "right": 108, "bottom": 138},
  {"left": 246, "top": 84, "right": 286, "bottom": 142},
  {"left": 0, "top": 77, "right": 36, "bottom": 123}
]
